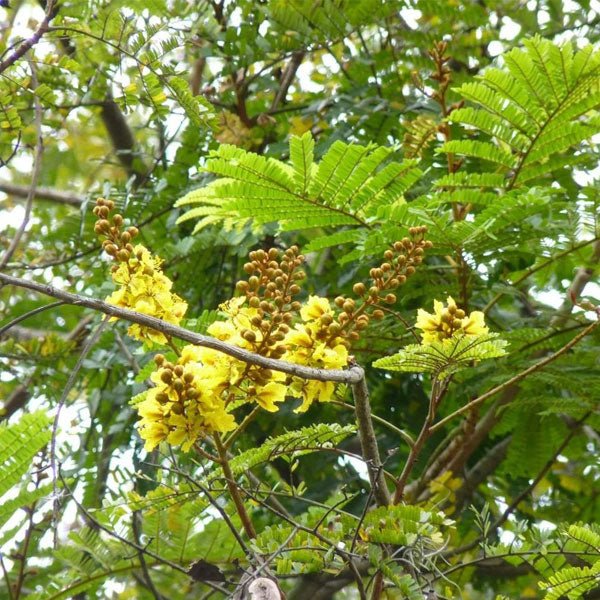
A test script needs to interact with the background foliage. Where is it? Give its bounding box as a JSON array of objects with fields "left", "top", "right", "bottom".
[{"left": 0, "top": 1, "right": 599, "bottom": 598}]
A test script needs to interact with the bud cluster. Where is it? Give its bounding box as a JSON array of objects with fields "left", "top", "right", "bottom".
[
  {"left": 234, "top": 246, "right": 306, "bottom": 360},
  {"left": 153, "top": 353, "right": 199, "bottom": 415},
  {"left": 328, "top": 226, "right": 432, "bottom": 344},
  {"left": 93, "top": 198, "right": 140, "bottom": 264}
]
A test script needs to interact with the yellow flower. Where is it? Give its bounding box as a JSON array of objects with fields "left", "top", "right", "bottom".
[
  {"left": 300, "top": 296, "right": 332, "bottom": 322},
  {"left": 105, "top": 243, "right": 187, "bottom": 346},
  {"left": 415, "top": 296, "right": 489, "bottom": 345},
  {"left": 255, "top": 382, "right": 287, "bottom": 412}
]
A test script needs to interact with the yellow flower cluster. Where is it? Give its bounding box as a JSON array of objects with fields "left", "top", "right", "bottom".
[
  {"left": 201, "top": 298, "right": 288, "bottom": 412},
  {"left": 137, "top": 347, "right": 236, "bottom": 452},
  {"left": 284, "top": 296, "right": 348, "bottom": 412},
  {"left": 415, "top": 296, "right": 488, "bottom": 345},
  {"left": 105, "top": 244, "right": 188, "bottom": 346}
]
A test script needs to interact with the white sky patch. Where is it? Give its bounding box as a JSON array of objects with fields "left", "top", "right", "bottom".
[{"left": 338, "top": 455, "right": 370, "bottom": 482}]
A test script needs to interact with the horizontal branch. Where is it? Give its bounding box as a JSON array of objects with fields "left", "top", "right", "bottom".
[
  {"left": 0, "top": 182, "right": 84, "bottom": 206},
  {"left": 0, "top": 273, "right": 364, "bottom": 384}
]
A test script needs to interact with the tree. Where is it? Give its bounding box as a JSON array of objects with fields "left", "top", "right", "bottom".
[{"left": 0, "top": 1, "right": 599, "bottom": 598}]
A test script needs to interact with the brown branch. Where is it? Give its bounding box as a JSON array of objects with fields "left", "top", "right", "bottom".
[
  {"left": 351, "top": 376, "right": 391, "bottom": 507},
  {"left": 552, "top": 239, "right": 600, "bottom": 328},
  {"left": 0, "top": 182, "right": 84, "bottom": 206},
  {"left": 0, "top": 273, "right": 364, "bottom": 384},
  {"left": 99, "top": 95, "right": 147, "bottom": 183},
  {"left": 270, "top": 51, "right": 305, "bottom": 113},
  {"left": 0, "top": 1, "right": 56, "bottom": 75}
]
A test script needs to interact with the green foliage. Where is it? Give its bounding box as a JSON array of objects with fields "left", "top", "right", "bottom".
[
  {"left": 373, "top": 334, "right": 507, "bottom": 376},
  {"left": 175, "top": 132, "right": 422, "bottom": 254},
  {"left": 2, "top": 2, "right": 600, "bottom": 599}
]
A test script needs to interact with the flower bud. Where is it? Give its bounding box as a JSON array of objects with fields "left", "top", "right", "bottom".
[
  {"left": 117, "top": 249, "right": 130, "bottom": 262},
  {"left": 160, "top": 370, "right": 173, "bottom": 384},
  {"left": 183, "top": 372, "right": 194, "bottom": 384},
  {"left": 384, "top": 250, "right": 394, "bottom": 260},
  {"left": 113, "top": 214, "right": 124, "bottom": 226},
  {"left": 335, "top": 296, "right": 345, "bottom": 307},
  {"left": 385, "top": 293, "right": 396, "bottom": 304},
  {"left": 372, "top": 309, "right": 385, "bottom": 320},
  {"left": 268, "top": 248, "right": 279, "bottom": 260},
  {"left": 236, "top": 280, "right": 249, "bottom": 293},
  {"left": 353, "top": 282, "right": 366, "bottom": 296},
  {"left": 174, "top": 365, "right": 184, "bottom": 377},
  {"left": 249, "top": 296, "right": 260, "bottom": 308}
]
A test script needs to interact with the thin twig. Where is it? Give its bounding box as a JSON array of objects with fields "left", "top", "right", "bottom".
[
  {"left": 51, "top": 316, "right": 109, "bottom": 548},
  {"left": 0, "top": 61, "right": 44, "bottom": 269}
]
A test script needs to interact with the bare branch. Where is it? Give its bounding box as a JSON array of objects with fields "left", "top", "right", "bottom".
[
  {"left": 0, "top": 1, "right": 57, "bottom": 75},
  {"left": 351, "top": 376, "right": 391, "bottom": 507},
  {"left": 0, "top": 182, "right": 84, "bottom": 207},
  {"left": 0, "top": 273, "right": 364, "bottom": 384}
]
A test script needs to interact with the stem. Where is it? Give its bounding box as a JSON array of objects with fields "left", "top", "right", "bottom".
[
  {"left": 351, "top": 376, "right": 391, "bottom": 507},
  {"left": 394, "top": 377, "right": 449, "bottom": 503},
  {"left": 214, "top": 433, "right": 256, "bottom": 539}
]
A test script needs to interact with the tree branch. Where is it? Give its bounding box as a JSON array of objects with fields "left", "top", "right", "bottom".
[
  {"left": 0, "top": 273, "right": 364, "bottom": 384},
  {"left": 0, "top": 182, "right": 84, "bottom": 206},
  {"left": 0, "top": 0, "right": 56, "bottom": 75},
  {"left": 351, "top": 376, "right": 391, "bottom": 507}
]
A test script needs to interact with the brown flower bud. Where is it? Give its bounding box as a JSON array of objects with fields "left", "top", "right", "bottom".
[
  {"left": 372, "top": 309, "right": 385, "bottom": 320},
  {"left": 154, "top": 354, "right": 165, "bottom": 366},
  {"left": 384, "top": 250, "right": 394, "bottom": 260},
  {"left": 243, "top": 330, "right": 257, "bottom": 343},
  {"left": 236, "top": 281, "right": 249, "bottom": 293},
  {"left": 113, "top": 214, "right": 124, "bottom": 226},
  {"left": 183, "top": 372, "right": 194, "bottom": 384},
  {"left": 127, "top": 226, "right": 139, "bottom": 238},
  {"left": 249, "top": 296, "right": 260, "bottom": 308},
  {"left": 384, "top": 293, "right": 396, "bottom": 304},
  {"left": 328, "top": 322, "right": 341, "bottom": 334},
  {"left": 174, "top": 365, "right": 184, "bottom": 377},
  {"left": 353, "top": 282, "right": 366, "bottom": 296},
  {"left": 160, "top": 370, "right": 173, "bottom": 384},
  {"left": 117, "top": 249, "right": 130, "bottom": 262},
  {"left": 268, "top": 248, "right": 279, "bottom": 259}
]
